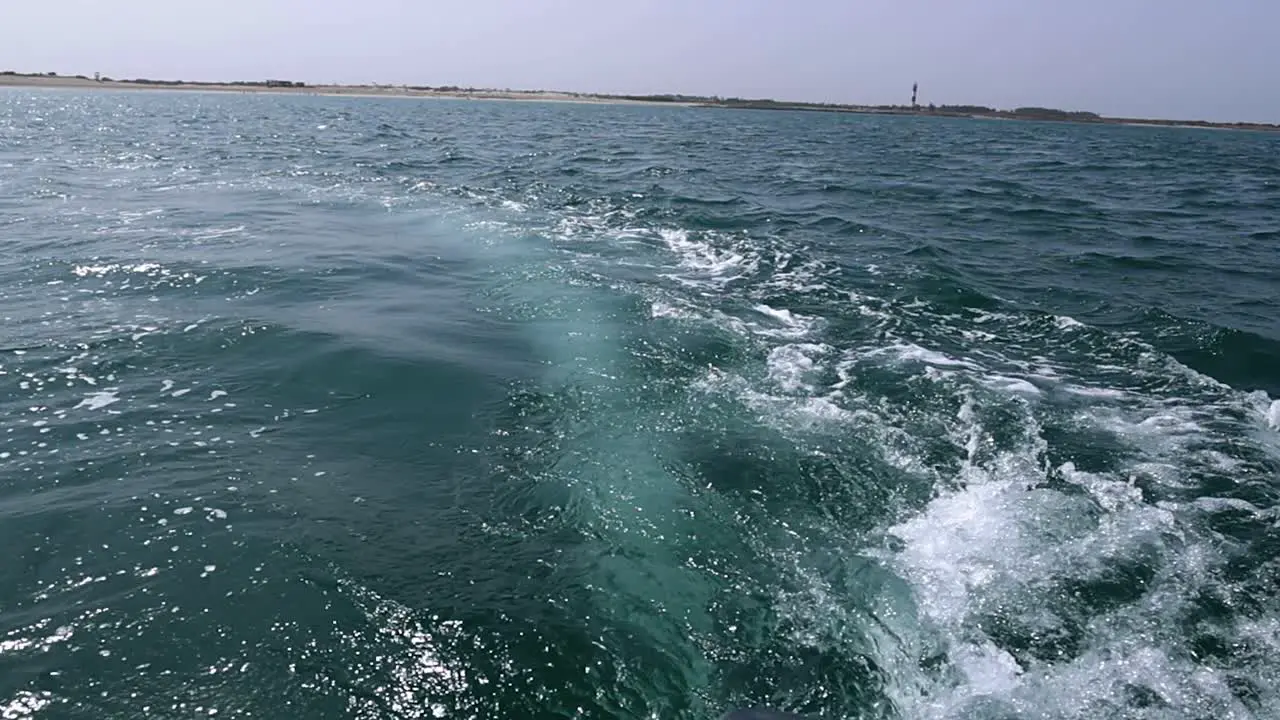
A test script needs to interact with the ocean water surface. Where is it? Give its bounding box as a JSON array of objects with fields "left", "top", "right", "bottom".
[{"left": 2, "top": 88, "right": 1279, "bottom": 719}]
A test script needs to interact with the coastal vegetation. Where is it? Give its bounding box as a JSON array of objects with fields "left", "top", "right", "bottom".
[
  {"left": 118, "top": 78, "right": 306, "bottom": 88},
  {"left": 1, "top": 71, "right": 303, "bottom": 88}
]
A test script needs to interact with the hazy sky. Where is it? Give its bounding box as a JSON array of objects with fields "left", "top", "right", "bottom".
[{"left": 5, "top": 0, "right": 1277, "bottom": 122}]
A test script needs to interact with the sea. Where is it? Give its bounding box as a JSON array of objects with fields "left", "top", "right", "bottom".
[{"left": 2, "top": 88, "right": 1279, "bottom": 720}]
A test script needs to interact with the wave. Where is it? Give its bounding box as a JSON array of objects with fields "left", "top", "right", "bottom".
[{"left": 5, "top": 89, "right": 1280, "bottom": 719}]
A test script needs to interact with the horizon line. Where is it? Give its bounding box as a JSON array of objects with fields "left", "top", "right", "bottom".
[{"left": 3, "top": 69, "right": 1278, "bottom": 130}]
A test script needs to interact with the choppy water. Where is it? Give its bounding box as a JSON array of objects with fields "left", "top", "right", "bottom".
[{"left": 2, "top": 88, "right": 1280, "bottom": 719}]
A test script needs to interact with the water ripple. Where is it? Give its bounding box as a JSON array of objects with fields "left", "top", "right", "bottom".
[{"left": 1, "top": 88, "right": 1278, "bottom": 719}]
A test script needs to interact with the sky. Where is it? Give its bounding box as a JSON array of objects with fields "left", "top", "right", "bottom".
[{"left": 4, "top": 0, "right": 1278, "bottom": 123}]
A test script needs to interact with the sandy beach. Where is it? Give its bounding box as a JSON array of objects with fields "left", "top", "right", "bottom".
[{"left": 0, "top": 73, "right": 685, "bottom": 106}]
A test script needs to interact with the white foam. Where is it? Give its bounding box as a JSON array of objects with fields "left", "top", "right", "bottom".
[
  {"left": 1191, "top": 496, "right": 1261, "bottom": 515},
  {"left": 649, "top": 300, "right": 694, "bottom": 320},
  {"left": 980, "top": 374, "right": 1042, "bottom": 396},
  {"left": 71, "top": 262, "right": 167, "bottom": 278},
  {"left": 75, "top": 391, "right": 120, "bottom": 411},
  {"left": 751, "top": 304, "right": 818, "bottom": 338},
  {"left": 1061, "top": 384, "right": 1127, "bottom": 399},
  {"left": 890, "top": 457, "right": 1048, "bottom": 627},
  {"left": 657, "top": 228, "right": 756, "bottom": 281},
  {"left": 948, "top": 639, "right": 1025, "bottom": 697},
  {"left": 1088, "top": 407, "right": 1205, "bottom": 460},
  {"left": 72, "top": 264, "right": 118, "bottom": 277},
  {"left": 766, "top": 344, "right": 828, "bottom": 394},
  {"left": 754, "top": 303, "right": 797, "bottom": 324},
  {"left": 875, "top": 385, "right": 1275, "bottom": 719},
  {"left": 1055, "top": 315, "right": 1086, "bottom": 330},
  {"left": 874, "top": 343, "right": 983, "bottom": 371},
  {"left": 190, "top": 225, "right": 246, "bottom": 241},
  {"left": 970, "top": 310, "right": 1017, "bottom": 325},
  {"left": 980, "top": 643, "right": 1255, "bottom": 720},
  {"left": 695, "top": 367, "right": 852, "bottom": 432},
  {"left": 1060, "top": 462, "right": 1144, "bottom": 512}
]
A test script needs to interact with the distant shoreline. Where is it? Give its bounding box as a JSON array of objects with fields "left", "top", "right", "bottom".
[
  {"left": 0, "top": 73, "right": 690, "bottom": 107},
  {"left": 701, "top": 99, "right": 1280, "bottom": 133},
  {"left": 3, "top": 72, "right": 1276, "bottom": 132}
]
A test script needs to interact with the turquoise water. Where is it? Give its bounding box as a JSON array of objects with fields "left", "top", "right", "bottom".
[{"left": 2, "top": 89, "right": 1279, "bottom": 719}]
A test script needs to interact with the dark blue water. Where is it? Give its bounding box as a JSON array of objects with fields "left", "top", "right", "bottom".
[{"left": 2, "top": 88, "right": 1280, "bottom": 719}]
